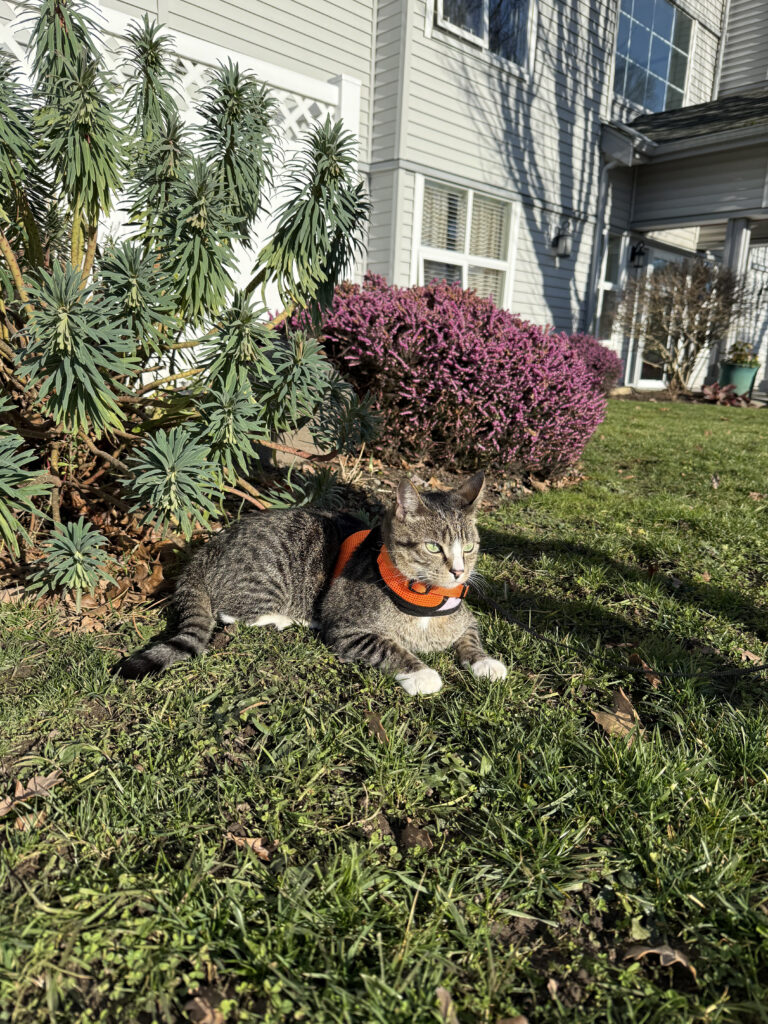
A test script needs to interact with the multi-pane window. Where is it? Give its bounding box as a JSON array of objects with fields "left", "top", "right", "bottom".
[
  {"left": 437, "top": 0, "right": 531, "bottom": 65},
  {"left": 596, "top": 234, "right": 623, "bottom": 340},
  {"left": 420, "top": 181, "right": 511, "bottom": 303},
  {"left": 614, "top": 0, "right": 692, "bottom": 112}
]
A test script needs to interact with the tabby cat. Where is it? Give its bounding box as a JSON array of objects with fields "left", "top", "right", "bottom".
[{"left": 119, "top": 471, "right": 507, "bottom": 695}]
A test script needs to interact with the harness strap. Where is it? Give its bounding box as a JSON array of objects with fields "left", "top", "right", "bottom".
[{"left": 331, "top": 527, "right": 467, "bottom": 616}]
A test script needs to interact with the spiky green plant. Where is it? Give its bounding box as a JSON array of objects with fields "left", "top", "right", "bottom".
[
  {"left": 0, "top": 0, "right": 374, "bottom": 597},
  {"left": 28, "top": 517, "right": 115, "bottom": 611},
  {"left": 126, "top": 427, "right": 221, "bottom": 540}
]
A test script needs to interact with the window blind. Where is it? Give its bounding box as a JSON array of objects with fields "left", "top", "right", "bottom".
[{"left": 422, "top": 182, "right": 467, "bottom": 252}]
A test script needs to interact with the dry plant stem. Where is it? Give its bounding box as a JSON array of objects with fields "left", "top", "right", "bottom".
[
  {"left": 49, "top": 443, "right": 61, "bottom": 525},
  {"left": 80, "top": 222, "right": 98, "bottom": 286},
  {"left": 0, "top": 228, "right": 33, "bottom": 314},
  {"left": 233, "top": 476, "right": 264, "bottom": 501},
  {"left": 134, "top": 367, "right": 204, "bottom": 396},
  {"left": 80, "top": 433, "right": 131, "bottom": 476},
  {"left": 223, "top": 486, "right": 267, "bottom": 510},
  {"left": 260, "top": 439, "right": 338, "bottom": 463}
]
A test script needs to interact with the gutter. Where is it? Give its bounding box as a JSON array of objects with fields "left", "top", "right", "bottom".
[{"left": 712, "top": 0, "right": 733, "bottom": 99}]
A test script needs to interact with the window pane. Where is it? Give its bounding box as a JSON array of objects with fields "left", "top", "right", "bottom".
[
  {"left": 669, "top": 47, "right": 687, "bottom": 87},
  {"left": 470, "top": 195, "right": 509, "bottom": 260},
  {"left": 424, "top": 260, "right": 463, "bottom": 286},
  {"left": 649, "top": 34, "right": 670, "bottom": 77},
  {"left": 442, "top": 0, "right": 484, "bottom": 38},
  {"left": 625, "top": 62, "right": 647, "bottom": 104},
  {"left": 672, "top": 10, "right": 692, "bottom": 52},
  {"left": 628, "top": 20, "right": 651, "bottom": 65},
  {"left": 617, "top": 13, "right": 631, "bottom": 53},
  {"left": 665, "top": 84, "right": 684, "bottom": 108},
  {"left": 604, "top": 235, "right": 622, "bottom": 285},
  {"left": 422, "top": 182, "right": 467, "bottom": 252},
  {"left": 614, "top": 53, "right": 628, "bottom": 93},
  {"left": 620, "top": 0, "right": 632, "bottom": 17},
  {"left": 652, "top": 0, "right": 674, "bottom": 40},
  {"left": 644, "top": 73, "right": 666, "bottom": 111},
  {"left": 468, "top": 265, "right": 505, "bottom": 301},
  {"left": 597, "top": 290, "right": 619, "bottom": 339},
  {"left": 489, "top": 0, "right": 527, "bottom": 62}
]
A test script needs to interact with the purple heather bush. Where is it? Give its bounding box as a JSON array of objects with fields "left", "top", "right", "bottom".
[
  {"left": 568, "top": 332, "right": 623, "bottom": 393},
  {"left": 294, "top": 274, "right": 608, "bottom": 476}
]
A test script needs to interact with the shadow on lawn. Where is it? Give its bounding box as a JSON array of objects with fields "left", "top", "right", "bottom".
[{"left": 477, "top": 525, "right": 768, "bottom": 704}]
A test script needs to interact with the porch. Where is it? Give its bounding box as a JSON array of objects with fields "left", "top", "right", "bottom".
[{"left": 594, "top": 89, "right": 768, "bottom": 391}]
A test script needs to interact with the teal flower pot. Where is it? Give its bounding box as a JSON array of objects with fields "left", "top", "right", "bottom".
[{"left": 718, "top": 362, "right": 759, "bottom": 397}]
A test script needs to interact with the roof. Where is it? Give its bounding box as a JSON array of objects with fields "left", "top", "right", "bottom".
[{"left": 628, "top": 88, "right": 768, "bottom": 146}]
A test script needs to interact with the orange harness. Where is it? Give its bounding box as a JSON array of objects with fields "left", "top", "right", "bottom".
[{"left": 332, "top": 528, "right": 468, "bottom": 616}]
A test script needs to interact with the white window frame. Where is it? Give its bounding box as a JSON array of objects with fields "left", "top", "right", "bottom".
[
  {"left": 433, "top": 0, "right": 537, "bottom": 75},
  {"left": 611, "top": 0, "right": 695, "bottom": 114},
  {"left": 411, "top": 175, "right": 520, "bottom": 309}
]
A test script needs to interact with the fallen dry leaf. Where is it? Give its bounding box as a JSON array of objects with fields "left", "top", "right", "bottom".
[
  {"left": 427, "top": 476, "right": 452, "bottom": 492},
  {"left": 629, "top": 653, "right": 661, "bottom": 689},
  {"left": 226, "top": 831, "right": 278, "bottom": 861},
  {"left": 0, "top": 586, "right": 23, "bottom": 604},
  {"left": 140, "top": 563, "right": 165, "bottom": 595},
  {"left": 498, "top": 1018, "right": 529, "bottom": 1024},
  {"left": 0, "top": 769, "right": 63, "bottom": 817},
  {"left": 530, "top": 479, "right": 550, "bottom": 493},
  {"left": 399, "top": 821, "right": 433, "bottom": 851},
  {"left": 623, "top": 943, "right": 697, "bottom": 979},
  {"left": 592, "top": 688, "right": 644, "bottom": 745},
  {"left": 710, "top": 474, "right": 720, "bottom": 490},
  {"left": 436, "top": 987, "right": 459, "bottom": 1024},
  {"left": 546, "top": 978, "right": 559, "bottom": 998},
  {"left": 184, "top": 989, "right": 225, "bottom": 1024},
  {"left": 739, "top": 648, "right": 761, "bottom": 664},
  {"left": 699, "top": 570, "right": 711, "bottom": 583},
  {"left": 79, "top": 615, "right": 105, "bottom": 633},
  {"left": 363, "top": 710, "right": 388, "bottom": 745},
  {"left": 749, "top": 492, "right": 764, "bottom": 501},
  {"left": 14, "top": 810, "right": 46, "bottom": 831}
]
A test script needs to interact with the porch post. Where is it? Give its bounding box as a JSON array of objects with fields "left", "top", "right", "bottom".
[{"left": 722, "top": 217, "right": 752, "bottom": 274}]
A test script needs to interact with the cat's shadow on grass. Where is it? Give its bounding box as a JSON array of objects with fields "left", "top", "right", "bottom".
[{"left": 477, "top": 525, "right": 768, "bottom": 704}]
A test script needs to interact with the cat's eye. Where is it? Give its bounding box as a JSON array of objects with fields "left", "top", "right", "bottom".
[
  {"left": 463, "top": 542, "right": 476, "bottom": 553},
  {"left": 425, "top": 542, "right": 441, "bottom": 554}
]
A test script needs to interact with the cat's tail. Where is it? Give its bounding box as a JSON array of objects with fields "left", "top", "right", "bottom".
[{"left": 117, "top": 585, "right": 215, "bottom": 678}]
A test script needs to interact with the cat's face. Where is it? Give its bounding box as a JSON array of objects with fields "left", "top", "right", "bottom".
[{"left": 383, "top": 472, "right": 484, "bottom": 589}]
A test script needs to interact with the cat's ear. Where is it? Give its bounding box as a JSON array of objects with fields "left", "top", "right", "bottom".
[
  {"left": 395, "top": 479, "right": 425, "bottom": 520},
  {"left": 456, "top": 471, "right": 485, "bottom": 511}
]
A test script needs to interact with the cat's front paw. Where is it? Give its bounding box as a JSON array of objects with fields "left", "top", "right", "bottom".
[
  {"left": 396, "top": 667, "right": 443, "bottom": 696},
  {"left": 471, "top": 657, "right": 507, "bottom": 681}
]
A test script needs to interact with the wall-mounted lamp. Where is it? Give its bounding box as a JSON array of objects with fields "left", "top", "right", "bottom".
[
  {"left": 552, "top": 225, "right": 572, "bottom": 258},
  {"left": 629, "top": 241, "right": 647, "bottom": 268}
]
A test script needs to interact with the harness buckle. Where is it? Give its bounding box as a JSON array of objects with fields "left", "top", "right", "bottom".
[{"left": 407, "top": 579, "right": 432, "bottom": 595}]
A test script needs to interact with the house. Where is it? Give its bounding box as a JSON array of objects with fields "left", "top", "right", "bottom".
[{"left": 1, "top": 0, "right": 766, "bottom": 389}]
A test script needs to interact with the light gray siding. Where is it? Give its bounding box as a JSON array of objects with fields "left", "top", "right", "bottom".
[
  {"left": 163, "top": 0, "right": 375, "bottom": 162},
  {"left": 718, "top": 0, "right": 768, "bottom": 96},
  {"left": 367, "top": 169, "right": 397, "bottom": 279}
]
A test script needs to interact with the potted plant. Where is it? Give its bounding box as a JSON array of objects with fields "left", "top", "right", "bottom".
[{"left": 718, "top": 340, "right": 761, "bottom": 398}]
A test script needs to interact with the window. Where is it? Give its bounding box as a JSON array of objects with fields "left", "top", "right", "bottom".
[
  {"left": 614, "top": 0, "right": 692, "bottom": 112},
  {"left": 437, "top": 0, "right": 532, "bottom": 67},
  {"left": 595, "top": 234, "right": 624, "bottom": 340},
  {"left": 418, "top": 180, "right": 512, "bottom": 303}
]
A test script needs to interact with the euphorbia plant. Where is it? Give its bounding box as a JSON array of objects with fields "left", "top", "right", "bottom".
[{"left": 0, "top": 0, "right": 373, "bottom": 584}]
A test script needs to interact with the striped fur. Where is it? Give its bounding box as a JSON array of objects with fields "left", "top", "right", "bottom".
[{"left": 118, "top": 473, "right": 507, "bottom": 693}]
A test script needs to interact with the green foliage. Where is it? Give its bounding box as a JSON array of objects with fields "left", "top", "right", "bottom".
[
  {"left": 254, "top": 118, "right": 370, "bottom": 318},
  {"left": 28, "top": 516, "right": 114, "bottom": 610},
  {"left": 18, "top": 263, "right": 138, "bottom": 437},
  {"left": 0, "top": 0, "right": 372, "bottom": 571},
  {"left": 121, "top": 16, "right": 179, "bottom": 142},
  {"left": 99, "top": 241, "right": 177, "bottom": 356},
  {"left": 0, "top": 399, "right": 50, "bottom": 557},
  {"left": 126, "top": 427, "right": 221, "bottom": 540},
  {"left": 193, "top": 384, "right": 264, "bottom": 478},
  {"left": 198, "top": 60, "right": 277, "bottom": 235}
]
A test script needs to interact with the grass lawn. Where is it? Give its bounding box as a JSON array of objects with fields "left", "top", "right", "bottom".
[{"left": 2, "top": 399, "right": 768, "bottom": 1024}]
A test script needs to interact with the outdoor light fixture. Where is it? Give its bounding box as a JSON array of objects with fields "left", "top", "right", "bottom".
[
  {"left": 552, "top": 225, "right": 572, "bottom": 258},
  {"left": 630, "top": 241, "right": 648, "bottom": 268}
]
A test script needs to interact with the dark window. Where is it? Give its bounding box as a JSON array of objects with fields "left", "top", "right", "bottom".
[
  {"left": 438, "top": 0, "right": 531, "bottom": 66},
  {"left": 613, "top": 0, "right": 692, "bottom": 112}
]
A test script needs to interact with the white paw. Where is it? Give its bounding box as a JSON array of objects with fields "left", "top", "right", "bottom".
[
  {"left": 471, "top": 657, "right": 507, "bottom": 681},
  {"left": 249, "top": 613, "right": 297, "bottom": 631},
  {"left": 396, "top": 667, "right": 443, "bottom": 696}
]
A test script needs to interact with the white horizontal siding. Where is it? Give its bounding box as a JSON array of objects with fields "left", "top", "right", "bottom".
[
  {"left": 718, "top": 0, "right": 768, "bottom": 96},
  {"left": 367, "top": 169, "right": 397, "bottom": 279},
  {"left": 166, "top": 0, "right": 374, "bottom": 161}
]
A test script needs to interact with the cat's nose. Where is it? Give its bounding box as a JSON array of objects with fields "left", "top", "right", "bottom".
[{"left": 449, "top": 567, "right": 463, "bottom": 580}]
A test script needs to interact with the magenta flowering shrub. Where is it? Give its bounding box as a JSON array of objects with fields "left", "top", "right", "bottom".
[
  {"left": 568, "top": 332, "right": 623, "bottom": 393},
  {"left": 295, "top": 274, "right": 608, "bottom": 476}
]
